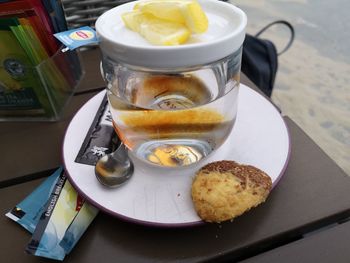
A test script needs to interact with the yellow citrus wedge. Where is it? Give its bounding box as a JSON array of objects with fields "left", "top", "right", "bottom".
[
  {"left": 134, "top": 0, "right": 208, "bottom": 34},
  {"left": 121, "top": 10, "right": 144, "bottom": 31},
  {"left": 121, "top": 11, "right": 191, "bottom": 45}
]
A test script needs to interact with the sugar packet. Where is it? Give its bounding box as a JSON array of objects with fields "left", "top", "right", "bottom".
[
  {"left": 26, "top": 172, "right": 98, "bottom": 261},
  {"left": 75, "top": 94, "right": 120, "bottom": 165},
  {"left": 59, "top": 200, "right": 98, "bottom": 254},
  {"left": 6, "top": 167, "right": 63, "bottom": 233}
]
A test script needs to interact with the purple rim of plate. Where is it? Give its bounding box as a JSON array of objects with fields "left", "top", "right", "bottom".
[
  {"left": 62, "top": 85, "right": 291, "bottom": 228},
  {"left": 248, "top": 87, "right": 292, "bottom": 188}
]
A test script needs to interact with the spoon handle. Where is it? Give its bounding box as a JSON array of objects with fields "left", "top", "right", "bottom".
[{"left": 111, "top": 143, "right": 129, "bottom": 163}]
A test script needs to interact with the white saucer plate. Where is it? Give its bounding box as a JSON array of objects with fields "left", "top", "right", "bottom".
[{"left": 63, "top": 84, "right": 290, "bottom": 227}]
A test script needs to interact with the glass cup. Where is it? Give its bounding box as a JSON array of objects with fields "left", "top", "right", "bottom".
[
  {"left": 96, "top": 0, "right": 247, "bottom": 167},
  {"left": 101, "top": 48, "right": 242, "bottom": 167}
]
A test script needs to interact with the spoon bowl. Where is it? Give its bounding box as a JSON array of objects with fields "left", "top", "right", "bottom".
[{"left": 95, "top": 143, "right": 134, "bottom": 188}]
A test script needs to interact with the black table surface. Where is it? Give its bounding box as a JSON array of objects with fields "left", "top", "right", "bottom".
[
  {"left": 1, "top": 49, "right": 349, "bottom": 262},
  {"left": 241, "top": 220, "right": 350, "bottom": 263}
]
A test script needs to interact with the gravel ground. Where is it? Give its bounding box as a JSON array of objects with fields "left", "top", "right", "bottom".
[{"left": 231, "top": 0, "right": 350, "bottom": 175}]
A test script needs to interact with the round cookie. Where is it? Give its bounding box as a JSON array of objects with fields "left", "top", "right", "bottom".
[{"left": 191, "top": 160, "right": 272, "bottom": 223}]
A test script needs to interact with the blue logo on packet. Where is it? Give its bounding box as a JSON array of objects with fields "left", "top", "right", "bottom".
[{"left": 54, "top": 26, "right": 99, "bottom": 51}]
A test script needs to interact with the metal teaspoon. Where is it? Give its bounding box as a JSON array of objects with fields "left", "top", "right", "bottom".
[{"left": 95, "top": 143, "right": 134, "bottom": 188}]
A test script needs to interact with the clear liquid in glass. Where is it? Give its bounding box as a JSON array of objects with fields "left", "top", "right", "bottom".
[{"left": 108, "top": 74, "right": 238, "bottom": 167}]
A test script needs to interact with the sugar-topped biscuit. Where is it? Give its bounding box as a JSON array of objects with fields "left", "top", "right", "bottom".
[{"left": 191, "top": 160, "right": 272, "bottom": 223}]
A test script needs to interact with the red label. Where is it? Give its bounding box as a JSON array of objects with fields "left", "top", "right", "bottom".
[
  {"left": 76, "top": 195, "right": 84, "bottom": 211},
  {"left": 76, "top": 31, "right": 89, "bottom": 39}
]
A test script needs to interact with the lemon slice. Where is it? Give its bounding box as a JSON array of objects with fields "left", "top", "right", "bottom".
[
  {"left": 121, "top": 10, "right": 144, "bottom": 31},
  {"left": 122, "top": 11, "right": 190, "bottom": 45},
  {"left": 134, "top": 0, "right": 208, "bottom": 33}
]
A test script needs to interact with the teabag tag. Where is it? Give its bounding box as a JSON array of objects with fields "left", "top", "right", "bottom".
[{"left": 54, "top": 26, "right": 99, "bottom": 52}]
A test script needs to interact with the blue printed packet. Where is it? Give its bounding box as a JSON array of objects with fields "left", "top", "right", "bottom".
[
  {"left": 25, "top": 172, "right": 99, "bottom": 261},
  {"left": 54, "top": 26, "right": 99, "bottom": 51},
  {"left": 6, "top": 168, "right": 99, "bottom": 261},
  {"left": 6, "top": 167, "right": 63, "bottom": 233}
]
